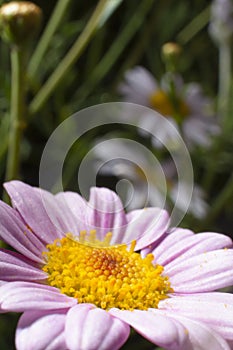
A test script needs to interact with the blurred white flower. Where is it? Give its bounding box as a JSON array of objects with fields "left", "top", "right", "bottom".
[
  {"left": 170, "top": 181, "right": 208, "bottom": 220},
  {"left": 94, "top": 137, "right": 208, "bottom": 219},
  {"left": 209, "top": 0, "right": 233, "bottom": 45},
  {"left": 118, "top": 66, "right": 219, "bottom": 148}
]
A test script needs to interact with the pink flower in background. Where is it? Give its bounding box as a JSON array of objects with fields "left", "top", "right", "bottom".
[
  {"left": 1, "top": 181, "right": 233, "bottom": 350},
  {"left": 119, "top": 66, "right": 219, "bottom": 148}
]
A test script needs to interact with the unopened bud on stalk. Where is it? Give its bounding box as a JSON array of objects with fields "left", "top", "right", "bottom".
[
  {"left": 0, "top": 1, "right": 42, "bottom": 46},
  {"left": 161, "top": 42, "right": 182, "bottom": 72}
]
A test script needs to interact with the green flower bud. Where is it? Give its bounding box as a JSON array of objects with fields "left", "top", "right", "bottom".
[
  {"left": 0, "top": 1, "right": 42, "bottom": 46},
  {"left": 161, "top": 42, "right": 182, "bottom": 72}
]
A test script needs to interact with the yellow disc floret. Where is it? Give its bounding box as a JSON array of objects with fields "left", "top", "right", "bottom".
[
  {"left": 42, "top": 231, "right": 172, "bottom": 310},
  {"left": 149, "top": 89, "right": 189, "bottom": 119}
]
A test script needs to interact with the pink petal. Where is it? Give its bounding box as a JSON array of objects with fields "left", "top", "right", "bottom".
[
  {"left": 66, "top": 304, "right": 130, "bottom": 350},
  {"left": 0, "top": 282, "right": 76, "bottom": 312},
  {"left": 154, "top": 231, "right": 232, "bottom": 267},
  {"left": 4, "top": 181, "right": 67, "bottom": 243},
  {"left": 86, "top": 187, "right": 127, "bottom": 243},
  {"left": 0, "top": 249, "right": 47, "bottom": 281},
  {"left": 166, "top": 249, "right": 233, "bottom": 292},
  {"left": 125, "top": 208, "right": 169, "bottom": 250},
  {"left": 109, "top": 308, "right": 190, "bottom": 350},
  {"left": 160, "top": 293, "right": 233, "bottom": 340},
  {"left": 144, "top": 228, "right": 194, "bottom": 259},
  {"left": 16, "top": 310, "right": 67, "bottom": 350},
  {"left": 154, "top": 310, "right": 230, "bottom": 350},
  {"left": 55, "top": 191, "right": 87, "bottom": 235},
  {"left": 0, "top": 200, "right": 45, "bottom": 263}
]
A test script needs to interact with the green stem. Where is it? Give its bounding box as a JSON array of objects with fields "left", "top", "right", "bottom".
[
  {"left": 117, "top": 3, "right": 161, "bottom": 78},
  {"left": 28, "top": 0, "right": 73, "bottom": 80},
  {"left": 0, "top": 134, "right": 8, "bottom": 165},
  {"left": 165, "top": 74, "right": 183, "bottom": 125},
  {"left": 74, "top": 0, "right": 154, "bottom": 104},
  {"left": 202, "top": 43, "right": 231, "bottom": 192},
  {"left": 84, "top": 26, "right": 106, "bottom": 77},
  {"left": 218, "top": 42, "right": 231, "bottom": 126},
  {"left": 28, "top": 0, "right": 110, "bottom": 116},
  {"left": 5, "top": 47, "right": 25, "bottom": 183},
  {"left": 176, "top": 5, "right": 210, "bottom": 45},
  {"left": 201, "top": 173, "right": 233, "bottom": 228},
  {"left": 201, "top": 153, "right": 217, "bottom": 192}
]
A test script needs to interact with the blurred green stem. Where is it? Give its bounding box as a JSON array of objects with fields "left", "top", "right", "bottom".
[
  {"left": 202, "top": 152, "right": 217, "bottom": 193},
  {"left": 29, "top": 0, "right": 110, "bottom": 116},
  {"left": 117, "top": 3, "right": 159, "bottom": 77},
  {"left": 176, "top": 5, "right": 210, "bottom": 45},
  {"left": 28, "top": 0, "right": 72, "bottom": 80},
  {"left": 201, "top": 173, "right": 233, "bottom": 227},
  {"left": 167, "top": 75, "right": 183, "bottom": 125},
  {"left": 5, "top": 47, "right": 25, "bottom": 184},
  {"left": 75, "top": 0, "right": 154, "bottom": 104},
  {"left": 218, "top": 42, "right": 231, "bottom": 126},
  {"left": 84, "top": 26, "right": 106, "bottom": 76},
  {"left": 202, "top": 43, "right": 231, "bottom": 192}
]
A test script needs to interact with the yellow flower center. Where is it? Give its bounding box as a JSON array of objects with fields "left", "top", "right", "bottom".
[
  {"left": 149, "top": 89, "right": 189, "bottom": 119},
  {"left": 42, "top": 231, "right": 172, "bottom": 310}
]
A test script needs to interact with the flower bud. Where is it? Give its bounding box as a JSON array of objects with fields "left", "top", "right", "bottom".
[
  {"left": 0, "top": 1, "right": 42, "bottom": 46},
  {"left": 161, "top": 42, "right": 182, "bottom": 72}
]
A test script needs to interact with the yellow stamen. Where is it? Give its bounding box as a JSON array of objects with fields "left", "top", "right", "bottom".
[
  {"left": 103, "top": 232, "right": 113, "bottom": 246},
  {"left": 149, "top": 89, "right": 189, "bottom": 118},
  {"left": 89, "top": 229, "right": 96, "bottom": 243},
  {"left": 79, "top": 230, "right": 86, "bottom": 243},
  {"left": 42, "top": 233, "right": 172, "bottom": 310},
  {"left": 129, "top": 239, "right": 136, "bottom": 253}
]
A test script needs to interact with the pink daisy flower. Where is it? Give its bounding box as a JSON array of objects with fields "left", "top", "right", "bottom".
[{"left": 1, "top": 181, "right": 233, "bottom": 350}]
